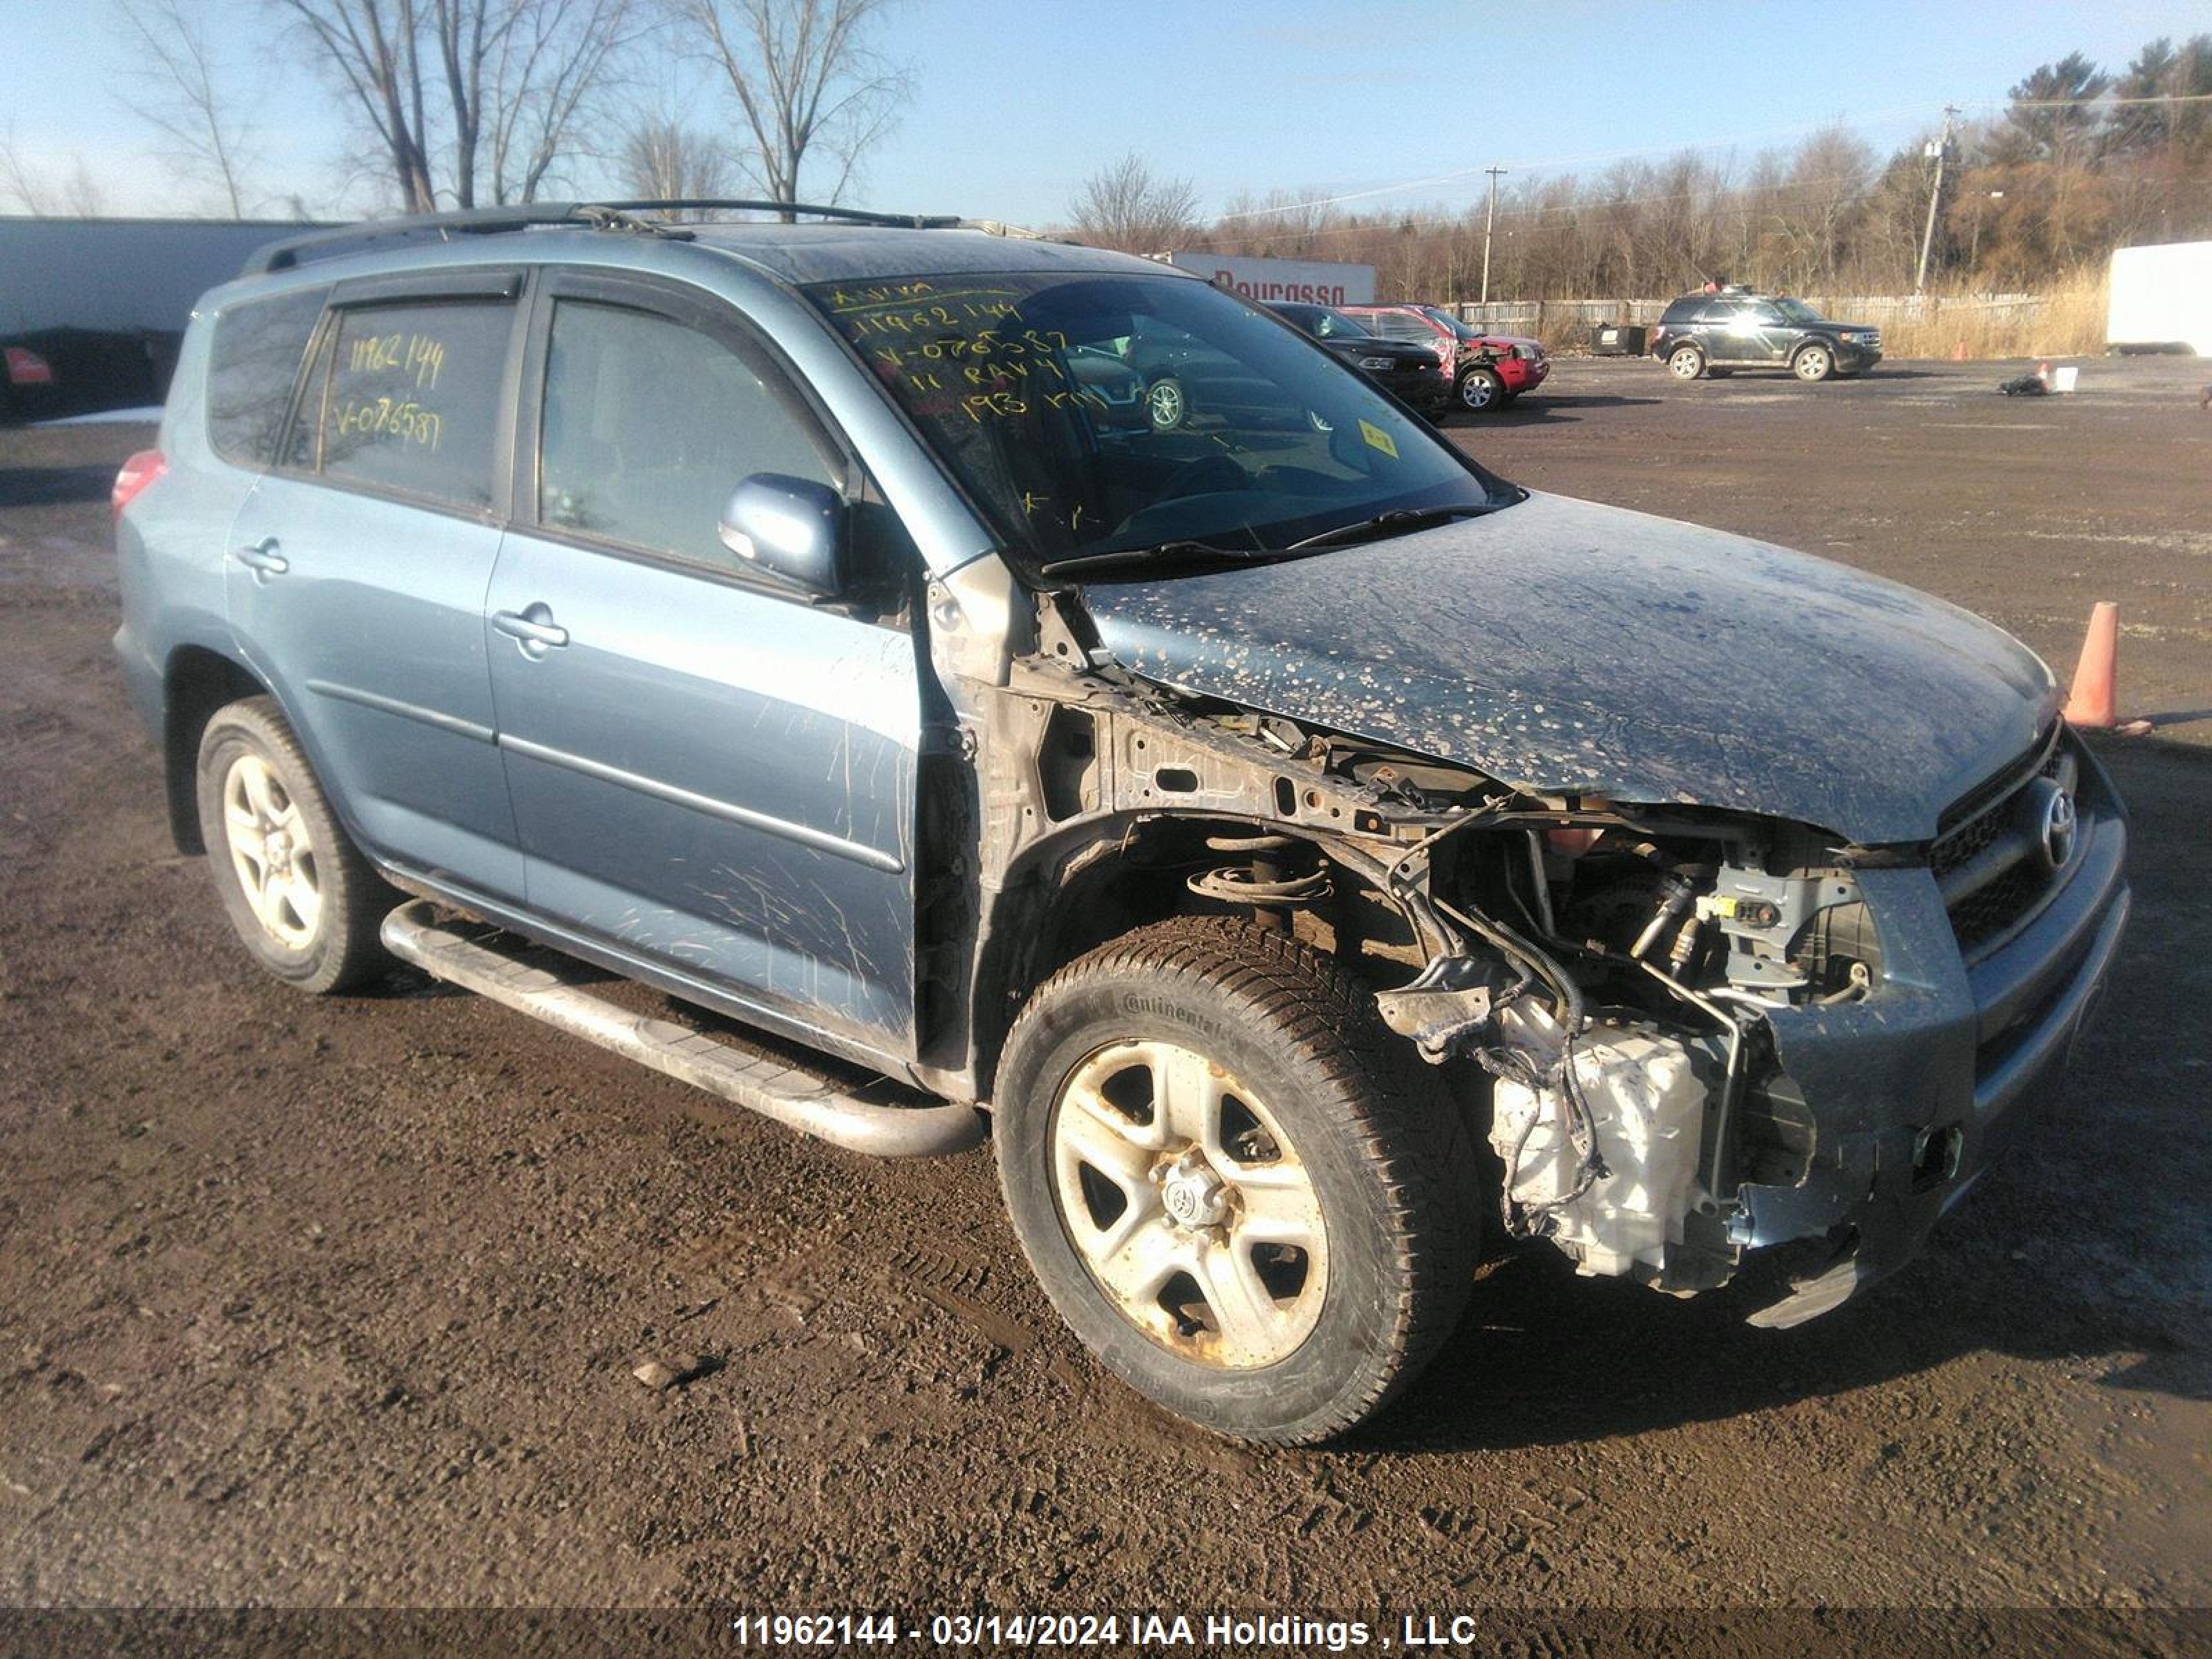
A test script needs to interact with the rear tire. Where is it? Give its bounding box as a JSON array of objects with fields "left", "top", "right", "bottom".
[
  {"left": 1146, "top": 377, "right": 1187, "bottom": 432},
  {"left": 194, "top": 697, "right": 396, "bottom": 994},
  {"left": 993, "top": 917, "right": 1481, "bottom": 1443},
  {"left": 1667, "top": 345, "right": 1705, "bottom": 379}
]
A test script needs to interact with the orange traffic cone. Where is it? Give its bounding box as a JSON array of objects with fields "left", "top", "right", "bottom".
[
  {"left": 2061, "top": 602, "right": 2152, "bottom": 734},
  {"left": 1951, "top": 339, "right": 1967, "bottom": 362}
]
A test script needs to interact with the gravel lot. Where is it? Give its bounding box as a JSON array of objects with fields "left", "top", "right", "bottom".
[{"left": 1, "top": 355, "right": 2207, "bottom": 1635}]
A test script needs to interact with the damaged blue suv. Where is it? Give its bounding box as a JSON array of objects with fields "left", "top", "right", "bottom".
[{"left": 113, "top": 201, "right": 2128, "bottom": 1443}]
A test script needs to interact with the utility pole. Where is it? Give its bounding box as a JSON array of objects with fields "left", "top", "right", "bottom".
[
  {"left": 1480, "top": 165, "right": 1507, "bottom": 305},
  {"left": 1914, "top": 105, "right": 1960, "bottom": 295}
]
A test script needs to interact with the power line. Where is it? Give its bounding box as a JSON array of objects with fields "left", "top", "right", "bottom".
[
  {"left": 1221, "top": 171, "right": 1885, "bottom": 251},
  {"left": 1211, "top": 90, "right": 2212, "bottom": 227},
  {"left": 1211, "top": 106, "right": 1939, "bottom": 222}
]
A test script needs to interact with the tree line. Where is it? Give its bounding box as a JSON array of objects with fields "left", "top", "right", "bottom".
[
  {"left": 1071, "top": 37, "right": 2212, "bottom": 301},
  {"left": 0, "top": 0, "right": 905, "bottom": 222}
]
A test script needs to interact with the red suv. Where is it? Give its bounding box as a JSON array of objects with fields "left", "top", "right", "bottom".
[{"left": 1342, "top": 304, "right": 1549, "bottom": 414}]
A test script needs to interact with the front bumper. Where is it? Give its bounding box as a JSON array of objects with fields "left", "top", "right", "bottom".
[
  {"left": 1497, "top": 355, "right": 1549, "bottom": 393},
  {"left": 1386, "top": 364, "right": 1452, "bottom": 409},
  {"left": 1835, "top": 340, "right": 1883, "bottom": 371},
  {"left": 1736, "top": 739, "right": 2128, "bottom": 1327}
]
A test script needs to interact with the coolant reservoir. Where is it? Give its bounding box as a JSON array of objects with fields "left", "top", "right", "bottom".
[{"left": 1488, "top": 1010, "right": 1708, "bottom": 1279}]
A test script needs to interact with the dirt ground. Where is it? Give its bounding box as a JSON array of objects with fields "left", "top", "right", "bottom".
[{"left": 1, "top": 355, "right": 2209, "bottom": 1636}]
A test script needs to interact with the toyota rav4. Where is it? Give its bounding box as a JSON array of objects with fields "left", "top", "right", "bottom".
[{"left": 113, "top": 202, "right": 2126, "bottom": 1445}]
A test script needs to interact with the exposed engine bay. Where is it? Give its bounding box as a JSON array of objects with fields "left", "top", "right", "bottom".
[
  {"left": 935, "top": 581, "right": 1891, "bottom": 1317},
  {"left": 1341, "top": 731, "right": 1877, "bottom": 1300}
]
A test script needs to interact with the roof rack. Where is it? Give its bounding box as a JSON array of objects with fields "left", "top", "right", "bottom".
[{"left": 242, "top": 198, "right": 963, "bottom": 276}]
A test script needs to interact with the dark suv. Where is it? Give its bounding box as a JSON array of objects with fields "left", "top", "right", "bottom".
[
  {"left": 1650, "top": 288, "right": 1882, "bottom": 383},
  {"left": 1266, "top": 301, "right": 1450, "bottom": 412}
]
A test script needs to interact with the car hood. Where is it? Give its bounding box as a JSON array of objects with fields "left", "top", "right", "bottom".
[
  {"left": 1467, "top": 333, "right": 1542, "bottom": 352},
  {"left": 1082, "top": 491, "right": 2056, "bottom": 844}
]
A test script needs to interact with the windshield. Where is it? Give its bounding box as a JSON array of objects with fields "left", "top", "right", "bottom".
[
  {"left": 1296, "top": 305, "right": 1369, "bottom": 339},
  {"left": 1770, "top": 297, "right": 1824, "bottom": 325},
  {"left": 1420, "top": 306, "right": 1481, "bottom": 340},
  {"left": 804, "top": 271, "right": 1501, "bottom": 573}
]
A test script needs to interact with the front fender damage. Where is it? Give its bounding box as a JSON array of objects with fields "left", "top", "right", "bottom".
[{"left": 915, "top": 563, "right": 1920, "bottom": 1329}]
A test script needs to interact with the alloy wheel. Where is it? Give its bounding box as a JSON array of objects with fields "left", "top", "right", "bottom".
[
  {"left": 1049, "top": 1038, "right": 1327, "bottom": 1369},
  {"left": 221, "top": 752, "right": 322, "bottom": 949}
]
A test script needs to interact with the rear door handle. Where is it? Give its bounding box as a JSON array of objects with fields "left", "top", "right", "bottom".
[
  {"left": 491, "top": 606, "right": 570, "bottom": 653},
  {"left": 234, "top": 537, "right": 288, "bottom": 577}
]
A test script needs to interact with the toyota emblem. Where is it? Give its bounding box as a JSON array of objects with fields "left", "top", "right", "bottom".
[{"left": 2036, "top": 782, "right": 2077, "bottom": 872}]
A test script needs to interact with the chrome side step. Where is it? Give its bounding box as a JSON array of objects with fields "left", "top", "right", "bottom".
[{"left": 379, "top": 901, "right": 985, "bottom": 1159}]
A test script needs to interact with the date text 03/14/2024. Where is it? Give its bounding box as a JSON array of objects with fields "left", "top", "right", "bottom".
[{"left": 729, "top": 1612, "right": 1526, "bottom": 1649}]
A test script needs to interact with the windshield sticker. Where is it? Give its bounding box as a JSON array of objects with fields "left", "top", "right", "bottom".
[{"left": 1358, "top": 419, "right": 1398, "bottom": 460}]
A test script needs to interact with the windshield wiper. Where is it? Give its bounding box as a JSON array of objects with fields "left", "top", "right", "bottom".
[
  {"left": 1038, "top": 540, "right": 1291, "bottom": 580},
  {"left": 1040, "top": 496, "right": 1518, "bottom": 579},
  {"left": 1284, "top": 503, "right": 1501, "bottom": 553}
]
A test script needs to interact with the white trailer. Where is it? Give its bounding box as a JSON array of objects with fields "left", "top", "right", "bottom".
[{"left": 2106, "top": 241, "right": 2212, "bottom": 356}]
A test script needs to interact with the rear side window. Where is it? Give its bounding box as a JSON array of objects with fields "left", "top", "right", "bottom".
[
  {"left": 534, "top": 299, "right": 835, "bottom": 573},
  {"left": 299, "top": 298, "right": 514, "bottom": 510},
  {"left": 206, "top": 288, "right": 326, "bottom": 468},
  {"left": 1661, "top": 299, "right": 1703, "bottom": 325}
]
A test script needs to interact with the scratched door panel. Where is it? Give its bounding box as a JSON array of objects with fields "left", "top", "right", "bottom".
[
  {"left": 224, "top": 286, "right": 527, "bottom": 901},
  {"left": 485, "top": 530, "right": 921, "bottom": 1051}
]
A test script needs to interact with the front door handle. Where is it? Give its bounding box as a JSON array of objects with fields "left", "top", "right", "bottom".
[
  {"left": 491, "top": 605, "right": 570, "bottom": 654},
  {"left": 234, "top": 537, "right": 288, "bottom": 577}
]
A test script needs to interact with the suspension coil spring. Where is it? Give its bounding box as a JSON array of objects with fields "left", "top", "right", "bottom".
[{"left": 1186, "top": 834, "right": 1333, "bottom": 909}]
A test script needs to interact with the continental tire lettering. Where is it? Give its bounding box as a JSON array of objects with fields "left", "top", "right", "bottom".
[{"left": 1117, "top": 993, "right": 1223, "bottom": 1040}]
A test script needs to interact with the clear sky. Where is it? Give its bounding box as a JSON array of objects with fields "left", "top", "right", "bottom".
[{"left": 1, "top": 0, "right": 2203, "bottom": 225}]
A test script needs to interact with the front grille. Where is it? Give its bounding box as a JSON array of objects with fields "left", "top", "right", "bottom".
[
  {"left": 1931, "top": 729, "right": 2073, "bottom": 956},
  {"left": 1950, "top": 862, "right": 2047, "bottom": 952}
]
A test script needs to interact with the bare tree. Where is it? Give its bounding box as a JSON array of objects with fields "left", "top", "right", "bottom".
[
  {"left": 619, "top": 112, "right": 732, "bottom": 204},
  {"left": 484, "top": 0, "right": 645, "bottom": 202},
  {"left": 0, "top": 128, "right": 49, "bottom": 214},
  {"left": 272, "top": 0, "right": 640, "bottom": 212},
  {"left": 1212, "top": 187, "right": 1341, "bottom": 257},
  {"left": 679, "top": 0, "right": 908, "bottom": 216},
  {"left": 115, "top": 0, "right": 261, "bottom": 216},
  {"left": 270, "top": 0, "right": 438, "bottom": 209},
  {"left": 62, "top": 162, "right": 112, "bottom": 217},
  {"left": 0, "top": 129, "right": 112, "bottom": 216},
  {"left": 1068, "top": 152, "right": 1199, "bottom": 254}
]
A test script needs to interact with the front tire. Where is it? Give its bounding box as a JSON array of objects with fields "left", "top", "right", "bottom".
[
  {"left": 1792, "top": 343, "right": 1835, "bottom": 382},
  {"left": 993, "top": 917, "right": 1481, "bottom": 1443},
  {"left": 1456, "top": 366, "right": 1506, "bottom": 412},
  {"left": 194, "top": 697, "right": 395, "bottom": 994}
]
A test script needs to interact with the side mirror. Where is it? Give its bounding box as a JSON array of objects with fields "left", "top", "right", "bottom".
[{"left": 718, "top": 474, "right": 846, "bottom": 596}]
